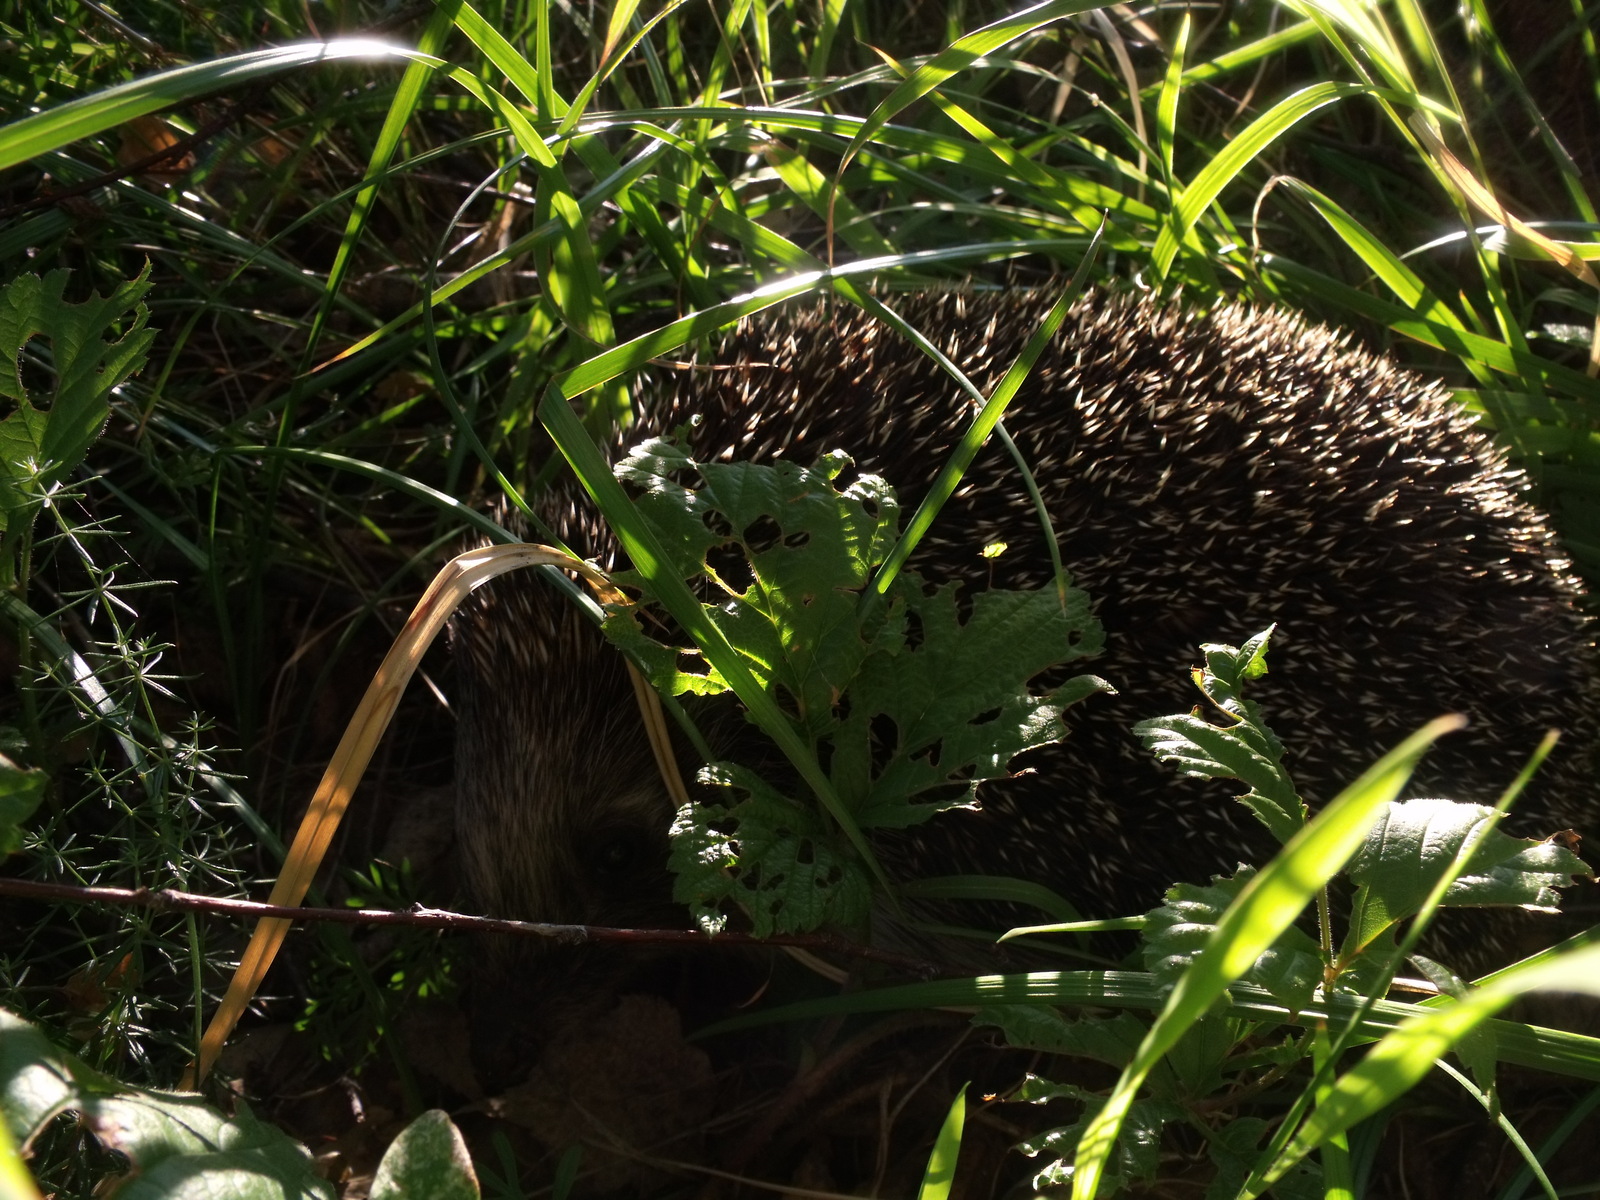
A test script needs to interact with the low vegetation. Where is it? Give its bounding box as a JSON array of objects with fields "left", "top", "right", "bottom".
[{"left": 3, "top": 0, "right": 1600, "bottom": 1196}]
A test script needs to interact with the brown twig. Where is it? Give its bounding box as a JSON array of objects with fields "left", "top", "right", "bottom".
[
  {"left": 0, "top": 94, "right": 262, "bottom": 221},
  {"left": 0, "top": 875, "right": 943, "bottom": 975}
]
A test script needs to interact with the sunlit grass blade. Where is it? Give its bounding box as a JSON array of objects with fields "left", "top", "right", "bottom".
[
  {"left": 300, "top": 12, "right": 455, "bottom": 367},
  {"left": 1183, "top": 20, "right": 1318, "bottom": 84},
  {"left": 871, "top": 220, "right": 1104, "bottom": 598},
  {"left": 766, "top": 139, "right": 896, "bottom": 256},
  {"left": 918, "top": 1084, "right": 967, "bottom": 1200},
  {"left": 1266, "top": 257, "right": 1600, "bottom": 401},
  {"left": 1248, "top": 938, "right": 1600, "bottom": 1197},
  {"left": 1156, "top": 10, "right": 1190, "bottom": 181},
  {"left": 0, "top": 41, "right": 442, "bottom": 173},
  {"left": 1152, "top": 80, "right": 1368, "bottom": 278},
  {"left": 1069, "top": 716, "right": 1464, "bottom": 1200},
  {"left": 697, "top": 968, "right": 1600, "bottom": 1081},
  {"left": 837, "top": 0, "right": 1109, "bottom": 175}
]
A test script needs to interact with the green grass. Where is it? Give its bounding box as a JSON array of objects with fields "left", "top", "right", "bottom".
[{"left": 3, "top": 0, "right": 1600, "bottom": 1195}]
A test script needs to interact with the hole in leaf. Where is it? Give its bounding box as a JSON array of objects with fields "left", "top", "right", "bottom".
[
  {"left": 17, "top": 337, "right": 53, "bottom": 409},
  {"left": 705, "top": 543, "right": 753, "bottom": 592},
  {"left": 904, "top": 608, "right": 925, "bottom": 652},
  {"left": 742, "top": 514, "right": 782, "bottom": 554}
]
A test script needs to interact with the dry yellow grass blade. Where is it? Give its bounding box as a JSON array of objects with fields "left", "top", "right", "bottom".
[
  {"left": 186, "top": 543, "right": 630, "bottom": 1088},
  {"left": 1409, "top": 114, "right": 1600, "bottom": 376}
]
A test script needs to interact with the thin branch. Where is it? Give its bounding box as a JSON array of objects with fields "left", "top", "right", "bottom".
[{"left": 0, "top": 876, "right": 943, "bottom": 976}]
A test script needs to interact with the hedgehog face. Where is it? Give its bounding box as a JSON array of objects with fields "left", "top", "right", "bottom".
[{"left": 453, "top": 568, "right": 682, "bottom": 936}]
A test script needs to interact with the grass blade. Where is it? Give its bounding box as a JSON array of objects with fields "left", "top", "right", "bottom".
[
  {"left": 0, "top": 41, "right": 442, "bottom": 173},
  {"left": 1069, "top": 716, "right": 1464, "bottom": 1200},
  {"left": 1152, "top": 80, "right": 1367, "bottom": 278}
]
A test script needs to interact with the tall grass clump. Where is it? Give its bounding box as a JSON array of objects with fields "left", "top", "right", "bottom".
[{"left": 2, "top": 0, "right": 1600, "bottom": 1196}]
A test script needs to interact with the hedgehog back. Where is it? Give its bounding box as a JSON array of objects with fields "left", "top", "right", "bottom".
[{"left": 453, "top": 290, "right": 1596, "bottom": 951}]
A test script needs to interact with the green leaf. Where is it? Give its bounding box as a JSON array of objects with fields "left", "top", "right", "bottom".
[
  {"left": 0, "top": 267, "right": 154, "bottom": 537},
  {"left": 616, "top": 444, "right": 903, "bottom": 721},
  {"left": 917, "top": 1085, "right": 966, "bottom": 1200},
  {"left": 842, "top": 580, "right": 1107, "bottom": 825},
  {"left": 1070, "top": 715, "right": 1462, "bottom": 1200},
  {"left": 0, "top": 754, "right": 45, "bottom": 856},
  {"left": 669, "top": 763, "right": 873, "bottom": 936},
  {"left": 370, "top": 1111, "right": 479, "bottom": 1200},
  {"left": 1252, "top": 937, "right": 1600, "bottom": 1195},
  {"left": 0, "top": 1009, "right": 331, "bottom": 1199},
  {"left": 1133, "top": 630, "right": 1304, "bottom": 845},
  {"left": 974, "top": 1007, "right": 1146, "bottom": 1068},
  {"left": 618, "top": 443, "right": 1108, "bottom": 932},
  {"left": 1142, "top": 870, "right": 1324, "bottom": 1015},
  {"left": 1019, "top": 1083, "right": 1180, "bottom": 1197},
  {"left": 1344, "top": 797, "right": 1593, "bottom": 954}
]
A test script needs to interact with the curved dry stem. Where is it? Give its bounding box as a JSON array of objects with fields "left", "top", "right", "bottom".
[{"left": 186, "top": 543, "right": 637, "bottom": 1087}]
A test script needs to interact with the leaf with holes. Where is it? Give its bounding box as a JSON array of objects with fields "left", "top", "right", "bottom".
[
  {"left": 669, "top": 763, "right": 873, "bottom": 936},
  {"left": 0, "top": 267, "right": 154, "bottom": 544},
  {"left": 615, "top": 439, "right": 903, "bottom": 723},
  {"left": 1014, "top": 1079, "right": 1180, "bottom": 1198},
  {"left": 615, "top": 440, "right": 1108, "bottom": 934},
  {"left": 840, "top": 580, "right": 1108, "bottom": 828}
]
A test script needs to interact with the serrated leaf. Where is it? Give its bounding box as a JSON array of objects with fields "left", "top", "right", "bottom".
[
  {"left": 669, "top": 764, "right": 873, "bottom": 937},
  {"left": 1018, "top": 1088, "right": 1180, "bottom": 1197},
  {"left": 1134, "top": 628, "right": 1303, "bottom": 845},
  {"left": 0, "top": 754, "right": 45, "bottom": 856},
  {"left": 1346, "top": 798, "right": 1593, "bottom": 953},
  {"left": 370, "top": 1110, "right": 479, "bottom": 1200},
  {"left": 1134, "top": 714, "right": 1302, "bottom": 844},
  {"left": 0, "top": 267, "right": 154, "bottom": 537},
  {"left": 845, "top": 580, "right": 1107, "bottom": 824},
  {"left": 601, "top": 603, "right": 728, "bottom": 698},
  {"left": 619, "top": 444, "right": 904, "bottom": 731},
  {"left": 974, "top": 1007, "right": 1147, "bottom": 1068},
  {"left": 1143, "top": 870, "right": 1323, "bottom": 1014},
  {"left": 616, "top": 444, "right": 1108, "bottom": 934}
]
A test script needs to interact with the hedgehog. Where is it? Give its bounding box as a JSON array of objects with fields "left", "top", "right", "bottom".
[{"left": 451, "top": 289, "right": 1597, "bottom": 1065}]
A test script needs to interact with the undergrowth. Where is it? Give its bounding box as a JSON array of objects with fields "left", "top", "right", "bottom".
[{"left": 3, "top": 0, "right": 1600, "bottom": 1196}]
